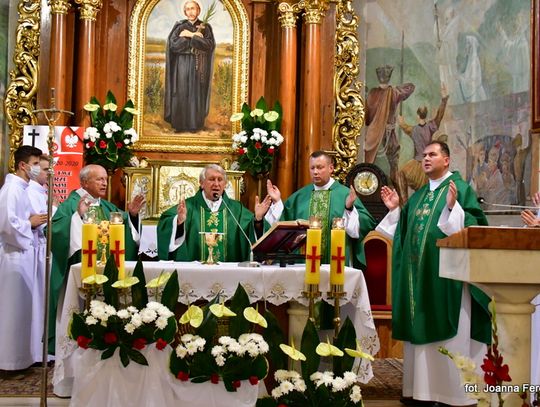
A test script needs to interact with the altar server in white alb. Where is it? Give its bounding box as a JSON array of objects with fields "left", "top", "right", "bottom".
[
  {"left": 26, "top": 154, "right": 52, "bottom": 363},
  {"left": 0, "top": 145, "right": 48, "bottom": 373}
]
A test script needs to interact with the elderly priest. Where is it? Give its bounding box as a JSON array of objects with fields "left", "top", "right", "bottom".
[
  {"left": 48, "top": 164, "right": 145, "bottom": 354},
  {"left": 157, "top": 164, "right": 269, "bottom": 262}
]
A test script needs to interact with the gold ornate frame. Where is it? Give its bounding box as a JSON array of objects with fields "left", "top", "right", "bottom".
[
  {"left": 332, "top": 0, "right": 364, "bottom": 182},
  {"left": 128, "top": 0, "right": 250, "bottom": 153}
]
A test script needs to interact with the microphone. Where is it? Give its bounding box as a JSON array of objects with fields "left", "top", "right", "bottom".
[
  {"left": 477, "top": 197, "right": 539, "bottom": 211},
  {"left": 216, "top": 192, "right": 260, "bottom": 268}
]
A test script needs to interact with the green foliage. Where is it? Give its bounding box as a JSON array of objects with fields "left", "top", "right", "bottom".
[
  {"left": 130, "top": 260, "right": 148, "bottom": 309},
  {"left": 263, "top": 310, "right": 287, "bottom": 371},
  {"left": 103, "top": 255, "right": 119, "bottom": 309},
  {"left": 160, "top": 269, "right": 179, "bottom": 311},
  {"left": 300, "top": 319, "right": 320, "bottom": 382},
  {"left": 333, "top": 317, "right": 357, "bottom": 375}
]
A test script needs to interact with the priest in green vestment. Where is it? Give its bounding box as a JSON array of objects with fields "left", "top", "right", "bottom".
[
  {"left": 48, "top": 164, "right": 145, "bottom": 354},
  {"left": 378, "top": 141, "right": 491, "bottom": 406},
  {"left": 264, "top": 150, "right": 376, "bottom": 268},
  {"left": 157, "top": 164, "right": 269, "bottom": 262}
]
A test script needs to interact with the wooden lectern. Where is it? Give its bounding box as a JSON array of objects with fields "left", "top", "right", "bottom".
[{"left": 437, "top": 226, "right": 540, "bottom": 407}]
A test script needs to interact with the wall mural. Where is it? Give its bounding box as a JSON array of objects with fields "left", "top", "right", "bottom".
[{"left": 359, "top": 0, "right": 532, "bottom": 205}]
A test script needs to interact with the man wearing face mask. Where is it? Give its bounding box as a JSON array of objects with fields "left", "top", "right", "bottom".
[
  {"left": 48, "top": 164, "right": 145, "bottom": 359},
  {"left": 157, "top": 164, "right": 270, "bottom": 262},
  {"left": 0, "top": 145, "right": 48, "bottom": 376},
  {"left": 26, "top": 155, "right": 52, "bottom": 364}
]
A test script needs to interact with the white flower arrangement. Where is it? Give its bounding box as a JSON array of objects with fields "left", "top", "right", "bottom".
[{"left": 211, "top": 333, "right": 269, "bottom": 367}]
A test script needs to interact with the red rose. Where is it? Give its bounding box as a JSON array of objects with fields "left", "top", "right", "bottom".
[
  {"left": 104, "top": 332, "right": 118, "bottom": 345},
  {"left": 99, "top": 140, "right": 107, "bottom": 149},
  {"left": 132, "top": 337, "right": 147, "bottom": 350},
  {"left": 237, "top": 148, "right": 245, "bottom": 155},
  {"left": 155, "top": 338, "right": 167, "bottom": 350},
  {"left": 87, "top": 141, "right": 95, "bottom": 149},
  {"left": 255, "top": 142, "right": 262, "bottom": 149},
  {"left": 278, "top": 404, "right": 288, "bottom": 407},
  {"left": 268, "top": 147, "right": 275, "bottom": 154},
  {"left": 116, "top": 141, "right": 123, "bottom": 148},
  {"left": 176, "top": 371, "right": 189, "bottom": 381},
  {"left": 77, "top": 335, "right": 91, "bottom": 349},
  {"left": 232, "top": 380, "right": 241, "bottom": 389},
  {"left": 211, "top": 374, "right": 220, "bottom": 384},
  {"left": 248, "top": 376, "right": 259, "bottom": 385}
]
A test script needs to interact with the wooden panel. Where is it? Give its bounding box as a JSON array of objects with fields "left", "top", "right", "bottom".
[
  {"left": 373, "top": 317, "right": 403, "bottom": 359},
  {"left": 437, "top": 226, "right": 540, "bottom": 250}
]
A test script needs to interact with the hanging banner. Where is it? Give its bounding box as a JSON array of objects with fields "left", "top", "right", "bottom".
[{"left": 23, "top": 125, "right": 84, "bottom": 204}]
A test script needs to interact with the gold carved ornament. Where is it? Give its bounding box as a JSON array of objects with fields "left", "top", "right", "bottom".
[
  {"left": 277, "top": 2, "right": 302, "bottom": 29},
  {"left": 332, "top": 0, "right": 364, "bottom": 182},
  {"left": 49, "top": 0, "right": 71, "bottom": 15},
  {"left": 74, "top": 0, "right": 103, "bottom": 21},
  {"left": 4, "top": 0, "right": 41, "bottom": 172},
  {"left": 303, "top": 0, "right": 329, "bottom": 24}
]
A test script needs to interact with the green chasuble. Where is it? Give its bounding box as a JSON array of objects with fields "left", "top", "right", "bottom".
[
  {"left": 392, "top": 172, "right": 491, "bottom": 345},
  {"left": 48, "top": 190, "right": 138, "bottom": 353},
  {"left": 157, "top": 190, "right": 254, "bottom": 262},
  {"left": 281, "top": 181, "right": 376, "bottom": 268}
]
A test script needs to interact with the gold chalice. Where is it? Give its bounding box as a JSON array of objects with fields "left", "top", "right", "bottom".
[{"left": 200, "top": 230, "right": 223, "bottom": 265}]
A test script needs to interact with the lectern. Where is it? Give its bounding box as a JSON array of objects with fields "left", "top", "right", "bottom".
[{"left": 437, "top": 226, "right": 540, "bottom": 407}]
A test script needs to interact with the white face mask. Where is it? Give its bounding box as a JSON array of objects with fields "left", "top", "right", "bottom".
[{"left": 28, "top": 164, "right": 41, "bottom": 180}]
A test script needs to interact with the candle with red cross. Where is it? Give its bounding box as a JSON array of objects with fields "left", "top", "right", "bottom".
[
  {"left": 81, "top": 223, "right": 98, "bottom": 280},
  {"left": 330, "top": 218, "right": 346, "bottom": 286},
  {"left": 305, "top": 217, "right": 322, "bottom": 285},
  {"left": 108, "top": 212, "right": 126, "bottom": 280}
]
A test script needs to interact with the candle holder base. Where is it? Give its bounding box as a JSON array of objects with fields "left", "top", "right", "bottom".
[
  {"left": 79, "top": 283, "right": 104, "bottom": 311},
  {"left": 327, "top": 284, "right": 346, "bottom": 340},
  {"left": 302, "top": 283, "right": 321, "bottom": 323}
]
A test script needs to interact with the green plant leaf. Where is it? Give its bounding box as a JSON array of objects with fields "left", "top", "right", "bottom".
[
  {"left": 228, "top": 284, "right": 251, "bottom": 338},
  {"left": 119, "top": 346, "right": 130, "bottom": 367},
  {"left": 333, "top": 316, "right": 357, "bottom": 375},
  {"left": 156, "top": 316, "right": 177, "bottom": 343},
  {"left": 191, "top": 375, "right": 211, "bottom": 383},
  {"left": 160, "top": 269, "right": 179, "bottom": 311},
  {"left": 103, "top": 255, "right": 119, "bottom": 309},
  {"left": 255, "top": 96, "right": 268, "bottom": 111},
  {"left": 69, "top": 313, "right": 91, "bottom": 340},
  {"left": 131, "top": 259, "right": 148, "bottom": 309},
  {"left": 262, "top": 309, "right": 287, "bottom": 370},
  {"left": 101, "top": 345, "right": 117, "bottom": 360},
  {"left": 128, "top": 348, "right": 148, "bottom": 366},
  {"left": 300, "top": 319, "right": 320, "bottom": 382}
]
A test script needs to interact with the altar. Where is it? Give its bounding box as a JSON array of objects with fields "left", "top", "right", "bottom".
[{"left": 53, "top": 261, "right": 380, "bottom": 400}]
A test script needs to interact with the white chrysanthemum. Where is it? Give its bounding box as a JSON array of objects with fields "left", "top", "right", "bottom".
[
  {"left": 232, "top": 133, "right": 241, "bottom": 142},
  {"left": 250, "top": 133, "right": 260, "bottom": 141},
  {"left": 124, "top": 128, "right": 137, "bottom": 138},
  {"left": 258, "top": 341, "right": 269, "bottom": 354},
  {"left": 228, "top": 341, "right": 243, "bottom": 355},
  {"left": 127, "top": 306, "right": 138, "bottom": 314},
  {"left": 123, "top": 138, "right": 131, "bottom": 145},
  {"left": 176, "top": 345, "right": 188, "bottom": 359},
  {"left": 279, "top": 380, "right": 294, "bottom": 395},
  {"left": 295, "top": 379, "right": 306, "bottom": 392},
  {"left": 194, "top": 337, "right": 206, "bottom": 348},
  {"left": 146, "top": 301, "right": 160, "bottom": 310},
  {"left": 105, "top": 132, "right": 113, "bottom": 139},
  {"left": 215, "top": 355, "right": 226, "bottom": 366},
  {"left": 117, "top": 309, "right": 129, "bottom": 319},
  {"left": 140, "top": 308, "right": 157, "bottom": 323},
  {"left": 310, "top": 371, "right": 323, "bottom": 382},
  {"left": 84, "top": 127, "right": 99, "bottom": 140},
  {"left": 321, "top": 371, "right": 334, "bottom": 386},
  {"left": 103, "top": 121, "right": 121, "bottom": 133},
  {"left": 350, "top": 385, "right": 362, "bottom": 403},
  {"left": 240, "top": 135, "right": 248, "bottom": 143},
  {"left": 246, "top": 342, "right": 259, "bottom": 357},
  {"left": 186, "top": 341, "right": 200, "bottom": 355},
  {"left": 124, "top": 323, "right": 136, "bottom": 334},
  {"left": 343, "top": 371, "right": 357, "bottom": 385},
  {"left": 181, "top": 333, "right": 194, "bottom": 343},
  {"left": 271, "top": 387, "right": 283, "bottom": 398},
  {"left": 211, "top": 345, "right": 224, "bottom": 356},
  {"left": 274, "top": 370, "right": 290, "bottom": 381},
  {"left": 85, "top": 316, "right": 98, "bottom": 325},
  {"left": 218, "top": 336, "right": 233, "bottom": 346},
  {"left": 155, "top": 316, "right": 168, "bottom": 330},
  {"left": 331, "top": 377, "right": 347, "bottom": 392},
  {"left": 130, "top": 313, "right": 143, "bottom": 328}
]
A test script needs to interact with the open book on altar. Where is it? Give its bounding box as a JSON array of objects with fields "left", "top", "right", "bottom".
[{"left": 252, "top": 219, "right": 310, "bottom": 265}]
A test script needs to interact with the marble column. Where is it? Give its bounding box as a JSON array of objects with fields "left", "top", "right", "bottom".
[{"left": 73, "top": 0, "right": 102, "bottom": 126}]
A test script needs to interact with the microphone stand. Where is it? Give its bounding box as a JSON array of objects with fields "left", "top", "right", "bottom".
[
  {"left": 33, "top": 88, "right": 73, "bottom": 407},
  {"left": 215, "top": 193, "right": 260, "bottom": 268},
  {"left": 478, "top": 198, "right": 539, "bottom": 211}
]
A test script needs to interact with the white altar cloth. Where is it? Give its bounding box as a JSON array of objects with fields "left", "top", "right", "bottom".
[{"left": 53, "top": 261, "right": 379, "bottom": 399}]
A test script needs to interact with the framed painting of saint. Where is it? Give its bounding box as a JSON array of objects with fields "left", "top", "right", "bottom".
[{"left": 128, "top": 0, "right": 249, "bottom": 153}]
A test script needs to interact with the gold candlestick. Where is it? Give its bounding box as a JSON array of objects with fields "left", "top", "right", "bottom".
[
  {"left": 79, "top": 282, "right": 105, "bottom": 311},
  {"left": 327, "top": 284, "right": 346, "bottom": 340},
  {"left": 302, "top": 283, "right": 321, "bottom": 323}
]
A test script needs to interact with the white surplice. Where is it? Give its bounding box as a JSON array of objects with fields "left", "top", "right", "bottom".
[
  {"left": 0, "top": 174, "right": 36, "bottom": 370},
  {"left": 376, "top": 171, "right": 486, "bottom": 405},
  {"left": 27, "top": 179, "right": 48, "bottom": 363}
]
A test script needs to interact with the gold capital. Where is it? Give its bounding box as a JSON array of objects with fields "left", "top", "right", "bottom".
[
  {"left": 49, "top": 0, "right": 71, "bottom": 15},
  {"left": 278, "top": 2, "right": 300, "bottom": 29},
  {"left": 304, "top": 8, "right": 325, "bottom": 24},
  {"left": 74, "top": 0, "right": 102, "bottom": 21}
]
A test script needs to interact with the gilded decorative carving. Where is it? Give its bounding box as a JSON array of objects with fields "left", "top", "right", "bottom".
[
  {"left": 128, "top": 0, "right": 250, "bottom": 153},
  {"left": 4, "top": 0, "right": 41, "bottom": 171},
  {"left": 49, "top": 0, "right": 71, "bottom": 14},
  {"left": 74, "top": 0, "right": 102, "bottom": 21},
  {"left": 303, "top": 0, "right": 328, "bottom": 24},
  {"left": 277, "top": 2, "right": 302, "bottom": 29},
  {"left": 332, "top": 0, "right": 364, "bottom": 182}
]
